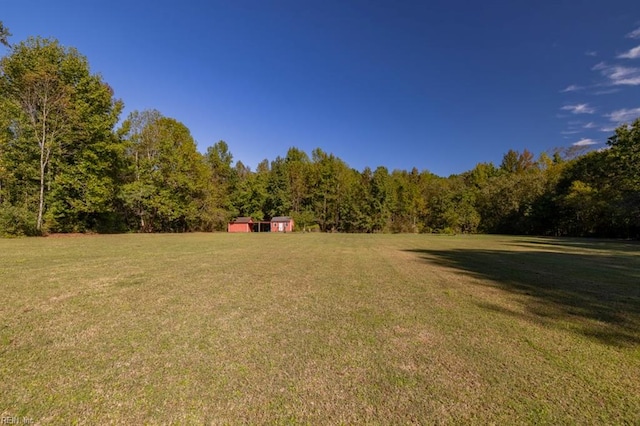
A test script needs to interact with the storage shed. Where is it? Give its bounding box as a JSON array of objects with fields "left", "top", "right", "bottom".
[
  {"left": 228, "top": 217, "right": 253, "bottom": 233},
  {"left": 271, "top": 216, "right": 294, "bottom": 232}
]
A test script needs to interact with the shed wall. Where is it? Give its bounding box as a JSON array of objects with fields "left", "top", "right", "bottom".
[{"left": 228, "top": 223, "right": 251, "bottom": 233}]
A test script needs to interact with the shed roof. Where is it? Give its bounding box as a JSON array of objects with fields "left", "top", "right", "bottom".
[
  {"left": 271, "top": 216, "right": 292, "bottom": 222},
  {"left": 232, "top": 217, "right": 253, "bottom": 223}
]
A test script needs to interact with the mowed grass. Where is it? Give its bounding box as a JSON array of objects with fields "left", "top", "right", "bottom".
[{"left": 1, "top": 233, "right": 639, "bottom": 424}]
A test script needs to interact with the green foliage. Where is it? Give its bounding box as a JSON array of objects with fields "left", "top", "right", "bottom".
[
  {"left": 291, "top": 210, "right": 315, "bottom": 231},
  {"left": 1, "top": 32, "right": 639, "bottom": 237},
  {"left": 120, "top": 112, "right": 209, "bottom": 232},
  {"left": 0, "top": 203, "right": 37, "bottom": 236},
  {"left": 608, "top": 119, "right": 640, "bottom": 178},
  {"left": 265, "top": 156, "right": 293, "bottom": 218},
  {"left": 309, "top": 149, "right": 353, "bottom": 232},
  {"left": 500, "top": 149, "right": 536, "bottom": 174},
  {"left": 203, "top": 140, "right": 237, "bottom": 229},
  {"left": 548, "top": 120, "right": 640, "bottom": 238},
  {"left": 230, "top": 160, "right": 269, "bottom": 221},
  {"left": 0, "top": 36, "right": 124, "bottom": 234},
  {"left": 0, "top": 21, "right": 11, "bottom": 48}
]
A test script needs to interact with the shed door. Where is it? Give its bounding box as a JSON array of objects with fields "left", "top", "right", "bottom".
[{"left": 278, "top": 223, "right": 283, "bottom": 232}]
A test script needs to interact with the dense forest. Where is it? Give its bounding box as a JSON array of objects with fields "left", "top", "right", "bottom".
[{"left": 1, "top": 36, "right": 639, "bottom": 238}]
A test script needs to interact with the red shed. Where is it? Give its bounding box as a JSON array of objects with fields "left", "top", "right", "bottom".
[
  {"left": 271, "top": 216, "right": 294, "bottom": 232},
  {"left": 228, "top": 217, "right": 253, "bottom": 233}
]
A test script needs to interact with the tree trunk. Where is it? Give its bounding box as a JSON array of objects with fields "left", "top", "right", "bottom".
[
  {"left": 37, "top": 167, "right": 45, "bottom": 231},
  {"left": 37, "top": 141, "right": 47, "bottom": 232}
]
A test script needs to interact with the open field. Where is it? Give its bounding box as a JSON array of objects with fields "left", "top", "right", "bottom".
[{"left": 1, "top": 233, "right": 639, "bottom": 424}]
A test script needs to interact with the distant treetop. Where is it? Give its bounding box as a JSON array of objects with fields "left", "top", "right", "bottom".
[{"left": 0, "top": 21, "right": 11, "bottom": 47}]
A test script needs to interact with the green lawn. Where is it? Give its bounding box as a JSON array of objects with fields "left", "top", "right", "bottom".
[{"left": 1, "top": 233, "right": 639, "bottom": 424}]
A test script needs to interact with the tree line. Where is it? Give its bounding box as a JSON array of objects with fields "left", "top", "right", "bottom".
[{"left": 1, "top": 36, "right": 638, "bottom": 238}]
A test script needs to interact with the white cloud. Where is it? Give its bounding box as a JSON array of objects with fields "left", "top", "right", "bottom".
[
  {"left": 585, "top": 51, "right": 598, "bottom": 56},
  {"left": 560, "top": 84, "right": 583, "bottom": 92},
  {"left": 593, "top": 62, "right": 640, "bottom": 85},
  {"left": 600, "top": 126, "right": 616, "bottom": 132},
  {"left": 606, "top": 107, "right": 640, "bottom": 123},
  {"left": 593, "top": 88, "right": 620, "bottom": 95},
  {"left": 618, "top": 45, "right": 640, "bottom": 59},
  {"left": 627, "top": 28, "right": 640, "bottom": 39},
  {"left": 561, "top": 104, "right": 595, "bottom": 114},
  {"left": 573, "top": 138, "right": 598, "bottom": 146},
  {"left": 561, "top": 130, "right": 581, "bottom": 135},
  {"left": 583, "top": 122, "right": 597, "bottom": 129}
]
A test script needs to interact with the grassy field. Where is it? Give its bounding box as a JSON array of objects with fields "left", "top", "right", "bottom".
[{"left": 1, "top": 233, "right": 639, "bottom": 424}]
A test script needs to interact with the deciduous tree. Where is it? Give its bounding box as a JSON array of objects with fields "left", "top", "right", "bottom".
[
  {"left": 0, "top": 37, "right": 123, "bottom": 233},
  {"left": 0, "top": 21, "right": 10, "bottom": 48},
  {"left": 121, "top": 111, "right": 207, "bottom": 232}
]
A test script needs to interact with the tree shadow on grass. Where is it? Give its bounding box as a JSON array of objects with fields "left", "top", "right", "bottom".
[
  {"left": 404, "top": 244, "right": 640, "bottom": 347},
  {"left": 508, "top": 237, "right": 640, "bottom": 254}
]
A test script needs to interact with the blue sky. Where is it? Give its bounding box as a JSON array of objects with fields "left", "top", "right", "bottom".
[{"left": 3, "top": 1, "right": 640, "bottom": 176}]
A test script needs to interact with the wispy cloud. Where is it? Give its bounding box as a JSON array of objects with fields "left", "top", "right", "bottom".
[
  {"left": 592, "top": 88, "right": 620, "bottom": 95},
  {"left": 617, "top": 45, "right": 640, "bottom": 59},
  {"left": 593, "top": 62, "right": 640, "bottom": 85},
  {"left": 573, "top": 138, "right": 598, "bottom": 146},
  {"left": 559, "top": 28, "right": 640, "bottom": 134},
  {"left": 560, "top": 84, "right": 583, "bottom": 92},
  {"left": 605, "top": 107, "right": 640, "bottom": 123},
  {"left": 561, "top": 104, "right": 595, "bottom": 114},
  {"left": 627, "top": 28, "right": 640, "bottom": 39}
]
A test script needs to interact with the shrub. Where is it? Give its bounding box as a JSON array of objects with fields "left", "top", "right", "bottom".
[{"left": 0, "top": 203, "right": 38, "bottom": 236}]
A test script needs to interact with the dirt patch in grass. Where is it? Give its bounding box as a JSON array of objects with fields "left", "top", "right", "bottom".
[{"left": 45, "top": 232, "right": 98, "bottom": 238}]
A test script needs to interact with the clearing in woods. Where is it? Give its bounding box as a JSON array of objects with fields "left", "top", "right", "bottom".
[{"left": 1, "top": 233, "right": 639, "bottom": 423}]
